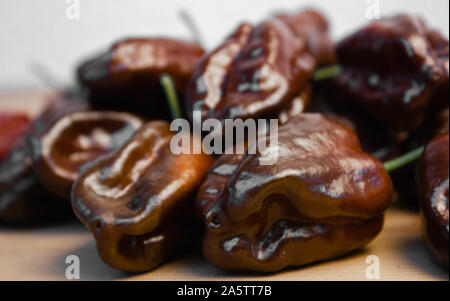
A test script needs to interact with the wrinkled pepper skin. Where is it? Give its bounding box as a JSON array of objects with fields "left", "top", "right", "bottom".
[
  {"left": 185, "top": 9, "right": 334, "bottom": 122},
  {"left": 196, "top": 114, "right": 393, "bottom": 272},
  {"left": 78, "top": 38, "right": 205, "bottom": 119},
  {"left": 28, "top": 111, "right": 143, "bottom": 201},
  {"left": 0, "top": 112, "right": 30, "bottom": 161},
  {"left": 72, "top": 121, "right": 214, "bottom": 272},
  {"left": 418, "top": 134, "right": 449, "bottom": 269},
  {"left": 0, "top": 93, "right": 89, "bottom": 222},
  {"left": 331, "top": 15, "right": 449, "bottom": 132}
]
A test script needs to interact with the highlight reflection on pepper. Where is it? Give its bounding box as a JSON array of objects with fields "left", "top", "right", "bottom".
[{"left": 196, "top": 113, "right": 393, "bottom": 272}]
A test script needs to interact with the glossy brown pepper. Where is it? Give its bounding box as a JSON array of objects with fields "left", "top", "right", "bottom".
[
  {"left": 78, "top": 38, "right": 205, "bottom": 119},
  {"left": 0, "top": 93, "right": 89, "bottom": 222},
  {"left": 330, "top": 15, "right": 449, "bottom": 132},
  {"left": 72, "top": 121, "right": 214, "bottom": 272},
  {"left": 185, "top": 9, "right": 334, "bottom": 122},
  {"left": 196, "top": 113, "right": 393, "bottom": 272},
  {"left": 29, "top": 111, "right": 143, "bottom": 201},
  {"left": 418, "top": 134, "right": 449, "bottom": 269}
]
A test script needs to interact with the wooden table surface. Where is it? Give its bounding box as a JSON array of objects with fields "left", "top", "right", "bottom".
[{"left": 0, "top": 90, "right": 448, "bottom": 281}]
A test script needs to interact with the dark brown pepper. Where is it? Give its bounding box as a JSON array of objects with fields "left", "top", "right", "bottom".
[
  {"left": 185, "top": 9, "right": 334, "bottom": 123},
  {"left": 330, "top": 14, "right": 449, "bottom": 132},
  {"left": 78, "top": 38, "right": 205, "bottom": 119},
  {"left": 196, "top": 113, "right": 393, "bottom": 272},
  {"left": 72, "top": 121, "right": 214, "bottom": 271}
]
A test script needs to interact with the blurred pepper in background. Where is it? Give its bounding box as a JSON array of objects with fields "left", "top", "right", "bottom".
[
  {"left": 329, "top": 14, "right": 449, "bottom": 133},
  {"left": 0, "top": 92, "right": 88, "bottom": 222}
]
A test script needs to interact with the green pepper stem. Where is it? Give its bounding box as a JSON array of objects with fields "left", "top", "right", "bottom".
[
  {"left": 179, "top": 9, "right": 205, "bottom": 47},
  {"left": 312, "top": 64, "right": 342, "bottom": 81},
  {"left": 383, "top": 146, "right": 424, "bottom": 172},
  {"left": 160, "top": 74, "right": 183, "bottom": 120}
]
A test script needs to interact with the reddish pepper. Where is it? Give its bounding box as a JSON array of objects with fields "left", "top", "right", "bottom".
[{"left": 0, "top": 112, "right": 30, "bottom": 161}]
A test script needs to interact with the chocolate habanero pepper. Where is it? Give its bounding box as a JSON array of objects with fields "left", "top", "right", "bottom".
[
  {"left": 417, "top": 134, "right": 449, "bottom": 269},
  {"left": 0, "top": 93, "right": 89, "bottom": 222},
  {"left": 330, "top": 15, "right": 449, "bottom": 132},
  {"left": 28, "top": 111, "right": 143, "bottom": 201},
  {"left": 185, "top": 9, "right": 336, "bottom": 122},
  {"left": 275, "top": 9, "right": 336, "bottom": 66},
  {"left": 77, "top": 38, "right": 205, "bottom": 119},
  {"left": 196, "top": 113, "right": 393, "bottom": 272},
  {"left": 72, "top": 121, "right": 214, "bottom": 272}
]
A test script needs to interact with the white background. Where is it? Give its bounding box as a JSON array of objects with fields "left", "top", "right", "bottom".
[{"left": 0, "top": 0, "right": 448, "bottom": 91}]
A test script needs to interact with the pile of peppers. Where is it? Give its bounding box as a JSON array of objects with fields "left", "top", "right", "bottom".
[{"left": 0, "top": 9, "right": 448, "bottom": 272}]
